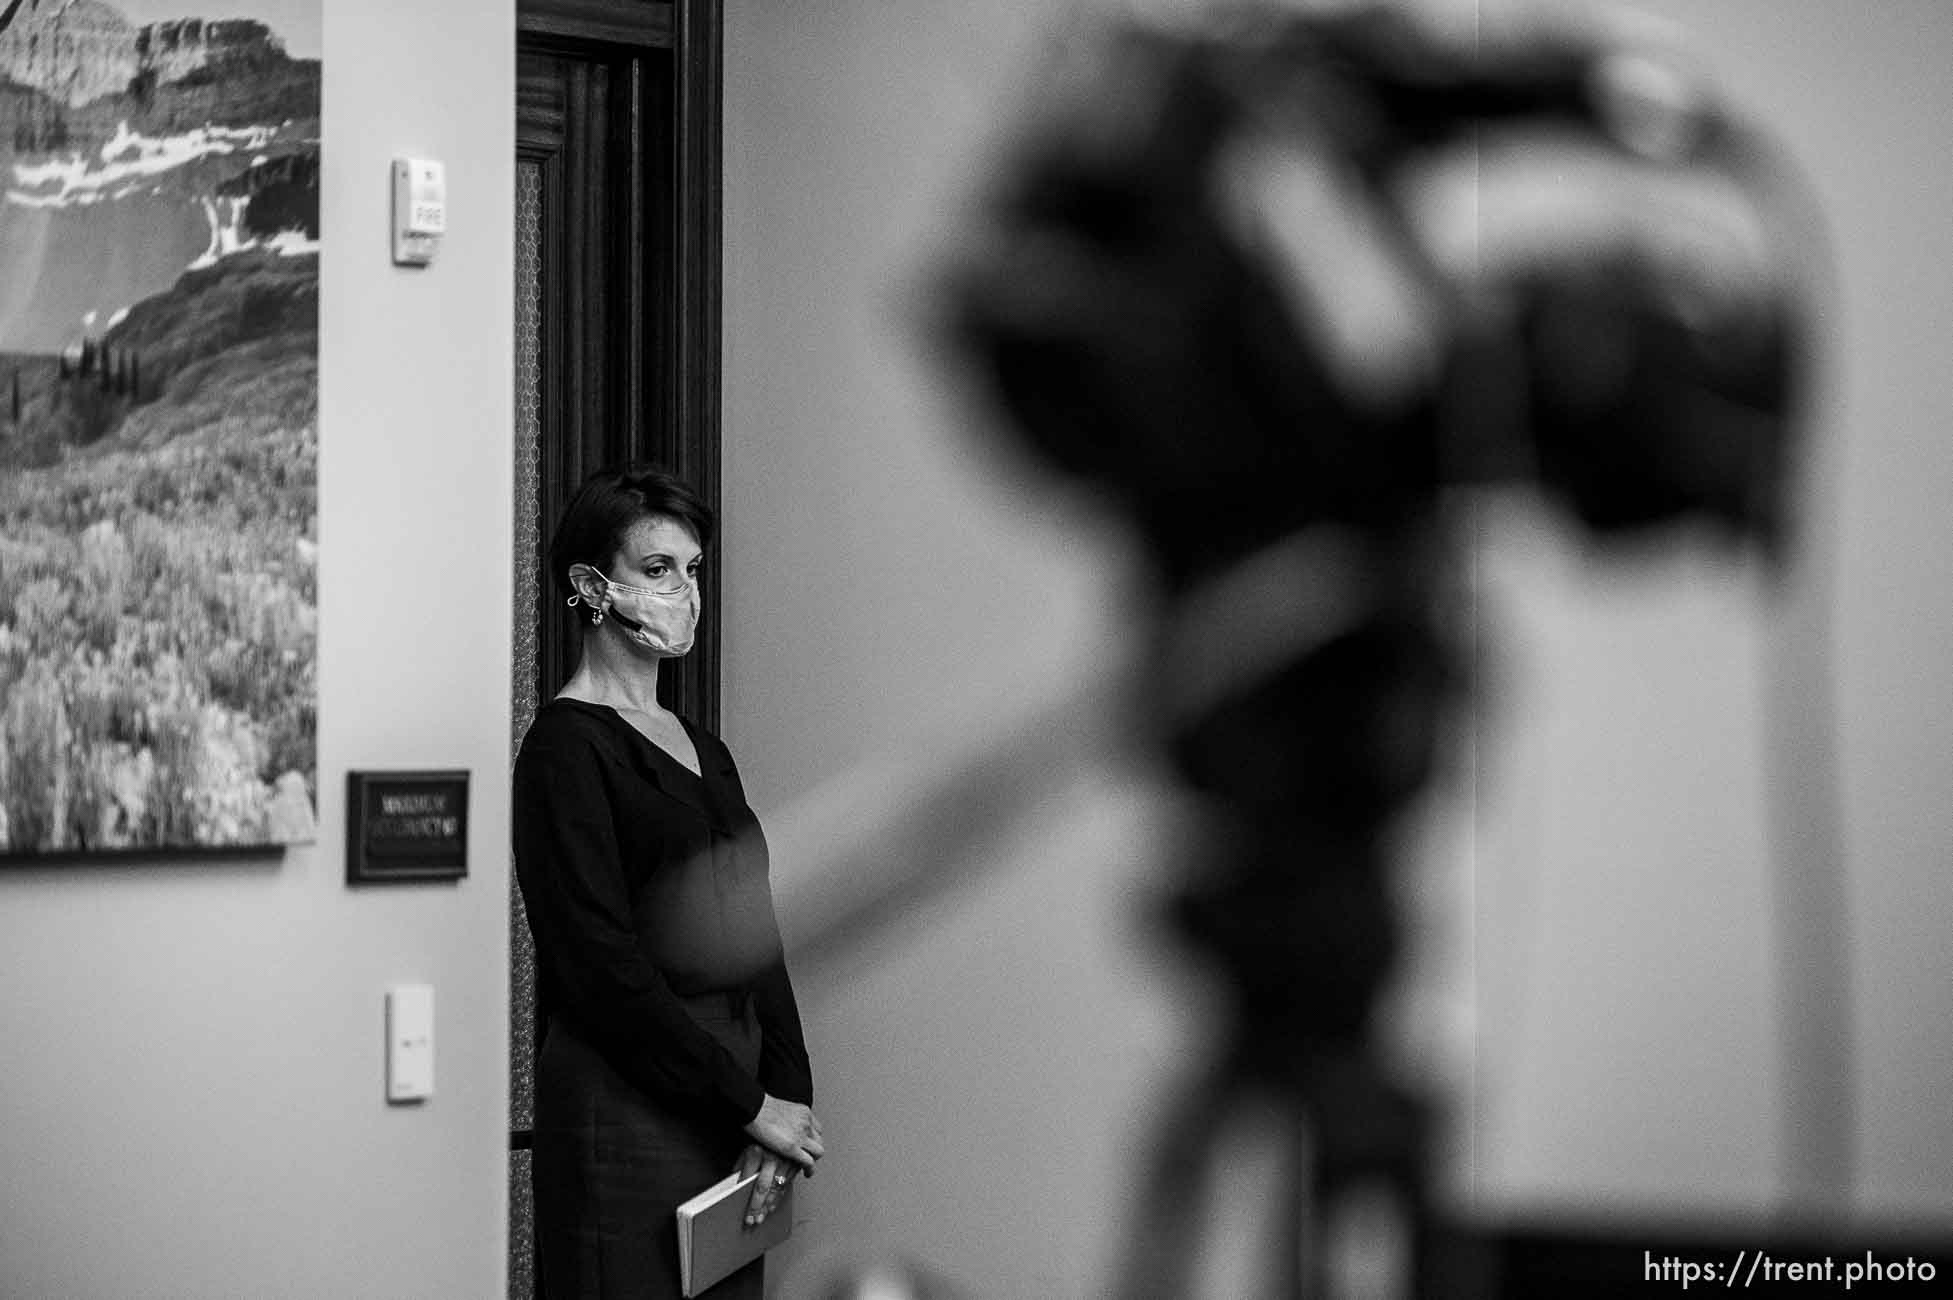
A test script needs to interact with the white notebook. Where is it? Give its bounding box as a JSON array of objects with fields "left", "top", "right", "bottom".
[{"left": 675, "top": 1170, "right": 794, "bottom": 1297}]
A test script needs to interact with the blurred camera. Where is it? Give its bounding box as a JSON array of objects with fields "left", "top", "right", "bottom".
[{"left": 945, "top": 9, "right": 1805, "bottom": 577}]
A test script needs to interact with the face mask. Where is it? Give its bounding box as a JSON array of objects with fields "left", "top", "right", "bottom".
[{"left": 597, "top": 573, "right": 699, "bottom": 656}]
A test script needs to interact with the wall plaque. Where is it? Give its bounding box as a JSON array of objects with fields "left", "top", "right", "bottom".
[{"left": 347, "top": 771, "right": 469, "bottom": 884}]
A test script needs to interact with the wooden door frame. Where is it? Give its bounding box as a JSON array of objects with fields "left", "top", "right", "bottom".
[{"left": 516, "top": 0, "right": 722, "bottom": 731}]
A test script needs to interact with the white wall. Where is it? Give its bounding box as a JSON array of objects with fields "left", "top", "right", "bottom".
[
  {"left": 0, "top": 3, "right": 514, "bottom": 1297},
  {"left": 721, "top": 6, "right": 1208, "bottom": 1294},
  {"left": 721, "top": 1, "right": 1953, "bottom": 1294}
]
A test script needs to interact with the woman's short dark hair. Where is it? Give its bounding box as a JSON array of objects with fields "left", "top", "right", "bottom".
[{"left": 548, "top": 464, "right": 715, "bottom": 599}]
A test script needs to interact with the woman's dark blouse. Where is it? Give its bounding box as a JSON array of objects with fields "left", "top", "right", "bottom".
[{"left": 513, "top": 698, "right": 812, "bottom": 1128}]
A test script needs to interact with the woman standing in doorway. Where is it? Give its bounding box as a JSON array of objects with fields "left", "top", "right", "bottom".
[{"left": 516, "top": 465, "right": 822, "bottom": 1299}]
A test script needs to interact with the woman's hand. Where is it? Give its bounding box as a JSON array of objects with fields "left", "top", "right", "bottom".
[
  {"left": 742, "top": 1093, "right": 824, "bottom": 1176},
  {"left": 733, "top": 1143, "right": 800, "bottom": 1228}
]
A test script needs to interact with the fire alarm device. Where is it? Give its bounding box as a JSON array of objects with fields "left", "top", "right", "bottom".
[{"left": 392, "top": 157, "right": 447, "bottom": 266}]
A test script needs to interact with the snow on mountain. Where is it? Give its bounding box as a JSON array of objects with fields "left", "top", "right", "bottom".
[
  {"left": 189, "top": 186, "right": 316, "bottom": 269},
  {"left": 7, "top": 120, "right": 282, "bottom": 209}
]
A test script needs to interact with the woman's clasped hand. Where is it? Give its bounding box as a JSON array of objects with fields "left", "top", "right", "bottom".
[{"left": 735, "top": 1092, "right": 822, "bottom": 1228}]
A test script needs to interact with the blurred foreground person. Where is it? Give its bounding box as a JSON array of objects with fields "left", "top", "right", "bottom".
[
  {"left": 929, "top": 0, "right": 1821, "bottom": 1295},
  {"left": 516, "top": 466, "right": 824, "bottom": 1299}
]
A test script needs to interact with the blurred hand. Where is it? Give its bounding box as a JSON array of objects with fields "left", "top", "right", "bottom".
[
  {"left": 734, "top": 1142, "right": 800, "bottom": 1229},
  {"left": 743, "top": 1093, "right": 824, "bottom": 1176}
]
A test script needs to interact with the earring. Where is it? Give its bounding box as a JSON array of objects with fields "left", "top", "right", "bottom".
[{"left": 591, "top": 602, "right": 607, "bottom": 626}]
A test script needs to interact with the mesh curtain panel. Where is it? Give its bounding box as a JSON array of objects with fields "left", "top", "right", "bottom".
[{"left": 509, "top": 159, "right": 544, "bottom": 1300}]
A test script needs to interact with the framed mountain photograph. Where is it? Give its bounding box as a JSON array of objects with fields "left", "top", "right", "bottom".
[{"left": 0, "top": 0, "right": 319, "bottom": 859}]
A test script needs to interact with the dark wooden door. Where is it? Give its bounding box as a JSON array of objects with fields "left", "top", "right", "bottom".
[{"left": 509, "top": 3, "right": 721, "bottom": 1294}]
